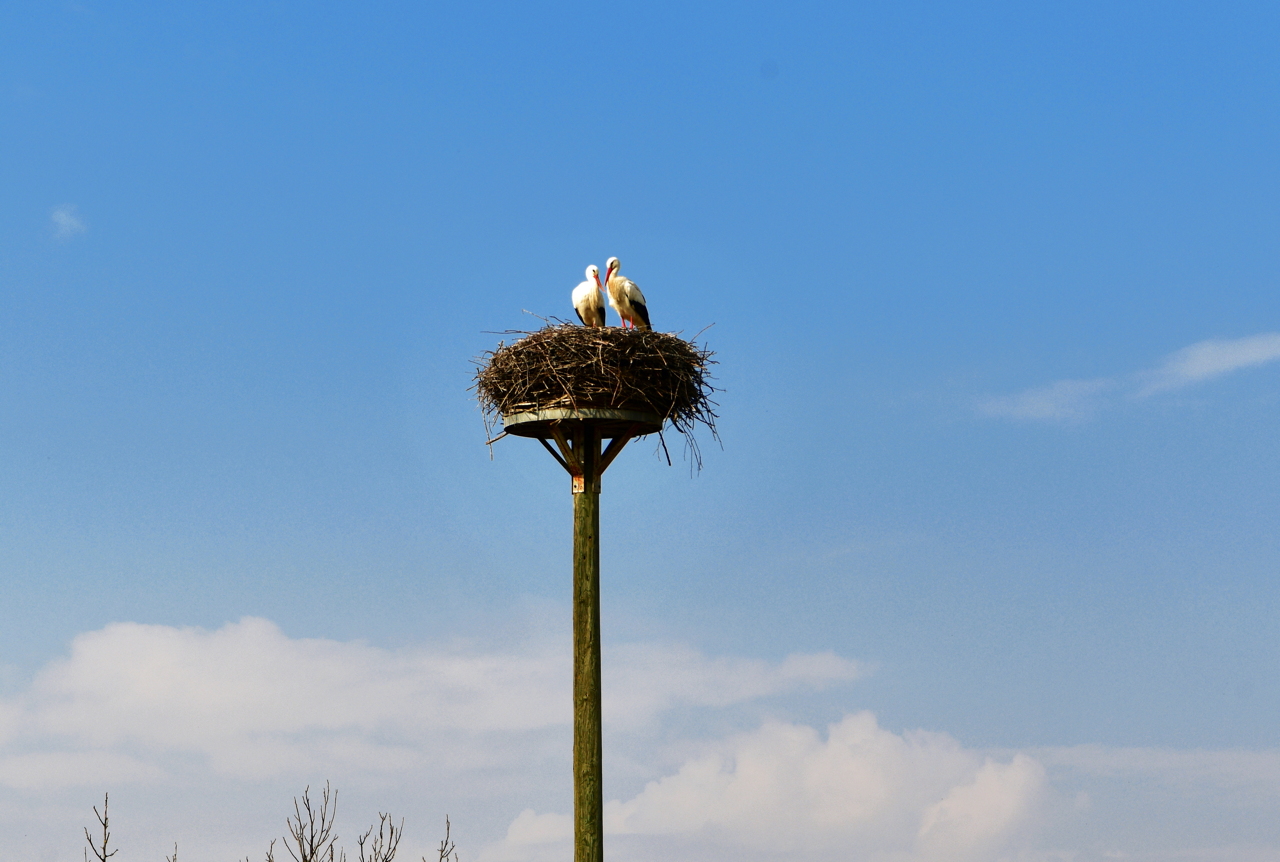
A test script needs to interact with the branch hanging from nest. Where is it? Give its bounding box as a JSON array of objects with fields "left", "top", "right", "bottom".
[{"left": 472, "top": 324, "right": 720, "bottom": 469}]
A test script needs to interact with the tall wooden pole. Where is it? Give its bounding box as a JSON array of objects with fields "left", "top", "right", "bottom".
[
  {"left": 572, "top": 426, "right": 603, "bottom": 862},
  {"left": 533, "top": 418, "right": 639, "bottom": 861}
]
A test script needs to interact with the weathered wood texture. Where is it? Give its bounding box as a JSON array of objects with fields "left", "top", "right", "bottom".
[{"left": 572, "top": 426, "right": 603, "bottom": 862}]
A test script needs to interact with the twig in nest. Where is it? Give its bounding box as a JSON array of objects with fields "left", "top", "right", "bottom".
[{"left": 472, "top": 324, "right": 719, "bottom": 470}]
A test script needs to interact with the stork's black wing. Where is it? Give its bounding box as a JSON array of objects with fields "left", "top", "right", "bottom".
[{"left": 631, "top": 300, "right": 651, "bottom": 329}]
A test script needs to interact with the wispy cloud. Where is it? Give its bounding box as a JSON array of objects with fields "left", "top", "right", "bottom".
[
  {"left": 1136, "top": 333, "right": 1280, "bottom": 396},
  {"left": 979, "top": 332, "right": 1280, "bottom": 421},
  {"left": 977, "top": 378, "right": 1116, "bottom": 421},
  {"left": 607, "top": 643, "right": 863, "bottom": 729},
  {"left": 50, "top": 204, "right": 86, "bottom": 238},
  {"left": 1038, "top": 743, "right": 1280, "bottom": 790}
]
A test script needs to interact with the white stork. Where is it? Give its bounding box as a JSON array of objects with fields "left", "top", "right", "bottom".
[
  {"left": 571, "top": 264, "right": 606, "bottom": 327},
  {"left": 604, "top": 256, "right": 651, "bottom": 330}
]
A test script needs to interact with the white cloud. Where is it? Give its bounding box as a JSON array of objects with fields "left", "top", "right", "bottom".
[
  {"left": 0, "top": 618, "right": 858, "bottom": 786},
  {"left": 485, "top": 713, "right": 1049, "bottom": 862},
  {"left": 3, "top": 618, "right": 1280, "bottom": 862},
  {"left": 915, "top": 754, "right": 1046, "bottom": 860},
  {"left": 51, "top": 204, "right": 87, "bottom": 238},
  {"left": 504, "top": 809, "right": 572, "bottom": 845},
  {"left": 979, "top": 332, "right": 1280, "bottom": 421}
]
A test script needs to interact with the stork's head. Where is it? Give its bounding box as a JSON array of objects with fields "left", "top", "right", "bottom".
[
  {"left": 605, "top": 257, "right": 620, "bottom": 279},
  {"left": 585, "top": 264, "right": 600, "bottom": 284}
]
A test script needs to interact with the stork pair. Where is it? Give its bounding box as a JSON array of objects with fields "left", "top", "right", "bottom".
[{"left": 572, "top": 257, "right": 651, "bottom": 330}]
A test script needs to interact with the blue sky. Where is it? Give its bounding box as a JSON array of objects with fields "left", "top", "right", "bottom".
[{"left": 3, "top": 2, "right": 1280, "bottom": 860}]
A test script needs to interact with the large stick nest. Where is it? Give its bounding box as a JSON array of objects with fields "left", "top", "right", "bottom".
[{"left": 474, "top": 324, "right": 719, "bottom": 466}]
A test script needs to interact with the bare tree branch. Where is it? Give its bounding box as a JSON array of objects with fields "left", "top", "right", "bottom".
[
  {"left": 430, "top": 816, "right": 458, "bottom": 862},
  {"left": 283, "top": 783, "right": 344, "bottom": 862},
  {"left": 357, "top": 813, "right": 403, "bottom": 862},
  {"left": 80, "top": 781, "right": 452, "bottom": 862},
  {"left": 83, "top": 793, "right": 118, "bottom": 862}
]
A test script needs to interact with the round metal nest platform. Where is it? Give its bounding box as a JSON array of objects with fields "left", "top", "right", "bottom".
[{"left": 501, "top": 407, "right": 663, "bottom": 440}]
